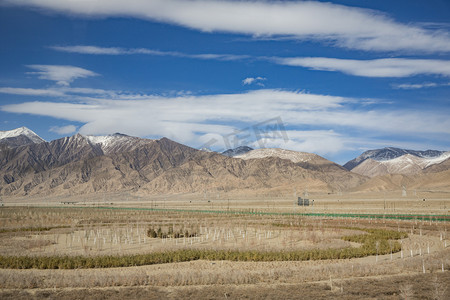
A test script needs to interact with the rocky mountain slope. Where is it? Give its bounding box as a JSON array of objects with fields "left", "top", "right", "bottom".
[
  {"left": 235, "top": 148, "right": 348, "bottom": 173},
  {"left": 0, "top": 128, "right": 366, "bottom": 197},
  {"left": 85, "top": 133, "right": 153, "bottom": 154},
  {"left": 350, "top": 168, "right": 450, "bottom": 193},
  {"left": 221, "top": 146, "right": 253, "bottom": 157},
  {"left": 1, "top": 127, "right": 449, "bottom": 197}
]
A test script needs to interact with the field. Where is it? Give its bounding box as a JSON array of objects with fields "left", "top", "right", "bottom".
[{"left": 0, "top": 192, "right": 449, "bottom": 299}]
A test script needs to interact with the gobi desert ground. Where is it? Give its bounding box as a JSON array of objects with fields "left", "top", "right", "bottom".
[{"left": 1, "top": 191, "right": 449, "bottom": 300}]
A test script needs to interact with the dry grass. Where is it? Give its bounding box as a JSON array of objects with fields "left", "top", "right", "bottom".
[
  {"left": 0, "top": 271, "right": 449, "bottom": 300},
  {"left": 0, "top": 207, "right": 366, "bottom": 257},
  {"left": 0, "top": 201, "right": 449, "bottom": 299}
]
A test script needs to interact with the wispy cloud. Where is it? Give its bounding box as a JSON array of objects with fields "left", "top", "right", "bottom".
[
  {"left": 0, "top": 86, "right": 115, "bottom": 97},
  {"left": 0, "top": 87, "right": 65, "bottom": 97},
  {"left": 51, "top": 45, "right": 450, "bottom": 78},
  {"left": 0, "top": 85, "right": 180, "bottom": 101},
  {"left": 26, "top": 65, "right": 99, "bottom": 86},
  {"left": 393, "top": 82, "right": 450, "bottom": 89},
  {"left": 50, "top": 45, "right": 125, "bottom": 55},
  {"left": 2, "top": 89, "right": 449, "bottom": 156},
  {"left": 0, "top": 67, "right": 128, "bottom": 99},
  {"left": 50, "top": 45, "right": 249, "bottom": 61},
  {"left": 6, "top": 0, "right": 450, "bottom": 53},
  {"left": 275, "top": 57, "right": 450, "bottom": 78},
  {"left": 242, "top": 77, "right": 266, "bottom": 86},
  {"left": 49, "top": 125, "right": 77, "bottom": 135}
]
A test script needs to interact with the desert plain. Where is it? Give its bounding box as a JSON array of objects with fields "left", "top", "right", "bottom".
[{"left": 0, "top": 190, "right": 449, "bottom": 299}]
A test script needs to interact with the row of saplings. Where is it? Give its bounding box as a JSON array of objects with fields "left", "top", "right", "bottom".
[
  {"left": 147, "top": 225, "right": 198, "bottom": 239},
  {"left": 0, "top": 227, "right": 409, "bottom": 269}
]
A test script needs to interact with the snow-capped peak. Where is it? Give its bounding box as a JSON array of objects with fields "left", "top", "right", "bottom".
[
  {"left": 351, "top": 151, "right": 450, "bottom": 177},
  {"left": 0, "top": 126, "right": 44, "bottom": 143},
  {"left": 85, "top": 134, "right": 119, "bottom": 147},
  {"left": 344, "top": 147, "right": 446, "bottom": 170},
  {"left": 84, "top": 133, "right": 153, "bottom": 154}
]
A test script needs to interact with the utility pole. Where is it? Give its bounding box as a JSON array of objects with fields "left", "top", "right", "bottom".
[{"left": 293, "top": 188, "right": 297, "bottom": 213}]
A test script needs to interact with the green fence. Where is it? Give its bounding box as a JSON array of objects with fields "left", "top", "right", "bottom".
[{"left": 37, "top": 205, "right": 450, "bottom": 222}]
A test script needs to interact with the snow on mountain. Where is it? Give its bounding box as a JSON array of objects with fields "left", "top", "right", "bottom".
[
  {"left": 85, "top": 133, "right": 153, "bottom": 154},
  {"left": 344, "top": 147, "right": 445, "bottom": 170},
  {"left": 235, "top": 148, "right": 321, "bottom": 163},
  {"left": 421, "top": 151, "right": 450, "bottom": 168},
  {"left": 222, "top": 146, "right": 253, "bottom": 157},
  {"left": 0, "top": 126, "right": 44, "bottom": 143},
  {"left": 382, "top": 154, "right": 424, "bottom": 174},
  {"left": 0, "top": 126, "right": 45, "bottom": 147},
  {"left": 85, "top": 134, "right": 125, "bottom": 148},
  {"left": 351, "top": 152, "right": 450, "bottom": 177}
]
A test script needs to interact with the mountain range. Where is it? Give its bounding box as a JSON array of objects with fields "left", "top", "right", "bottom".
[
  {"left": 342, "top": 147, "right": 450, "bottom": 193},
  {"left": 344, "top": 147, "right": 450, "bottom": 177},
  {"left": 343, "top": 147, "right": 447, "bottom": 170},
  {"left": 0, "top": 127, "right": 449, "bottom": 197}
]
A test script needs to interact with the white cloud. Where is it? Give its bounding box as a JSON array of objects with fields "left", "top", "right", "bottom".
[
  {"left": 50, "top": 45, "right": 174, "bottom": 56},
  {"left": 26, "top": 65, "right": 98, "bottom": 86},
  {"left": 50, "top": 45, "right": 125, "bottom": 55},
  {"left": 199, "top": 130, "right": 346, "bottom": 157},
  {"left": 394, "top": 83, "right": 437, "bottom": 89},
  {"left": 242, "top": 78, "right": 256, "bottom": 85},
  {"left": 0, "top": 84, "right": 195, "bottom": 103},
  {"left": 0, "top": 86, "right": 122, "bottom": 99},
  {"left": 57, "top": 87, "right": 114, "bottom": 95},
  {"left": 49, "top": 125, "right": 77, "bottom": 135},
  {"left": 50, "top": 45, "right": 250, "bottom": 61},
  {"left": 2, "top": 89, "right": 449, "bottom": 157},
  {"left": 0, "top": 87, "right": 64, "bottom": 97},
  {"left": 242, "top": 77, "right": 266, "bottom": 86},
  {"left": 275, "top": 57, "right": 450, "bottom": 78},
  {"left": 393, "top": 82, "right": 450, "bottom": 89},
  {"left": 252, "top": 130, "right": 345, "bottom": 156},
  {"left": 6, "top": 0, "right": 450, "bottom": 53},
  {"left": 51, "top": 45, "right": 450, "bottom": 78}
]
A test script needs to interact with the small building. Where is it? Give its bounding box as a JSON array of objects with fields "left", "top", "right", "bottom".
[{"left": 297, "top": 197, "right": 310, "bottom": 206}]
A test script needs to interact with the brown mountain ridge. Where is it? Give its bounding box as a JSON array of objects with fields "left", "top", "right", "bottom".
[
  {"left": 0, "top": 133, "right": 367, "bottom": 197},
  {"left": 1, "top": 129, "right": 449, "bottom": 198}
]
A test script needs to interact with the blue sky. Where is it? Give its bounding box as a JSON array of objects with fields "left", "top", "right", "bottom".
[{"left": 0, "top": 0, "right": 449, "bottom": 164}]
